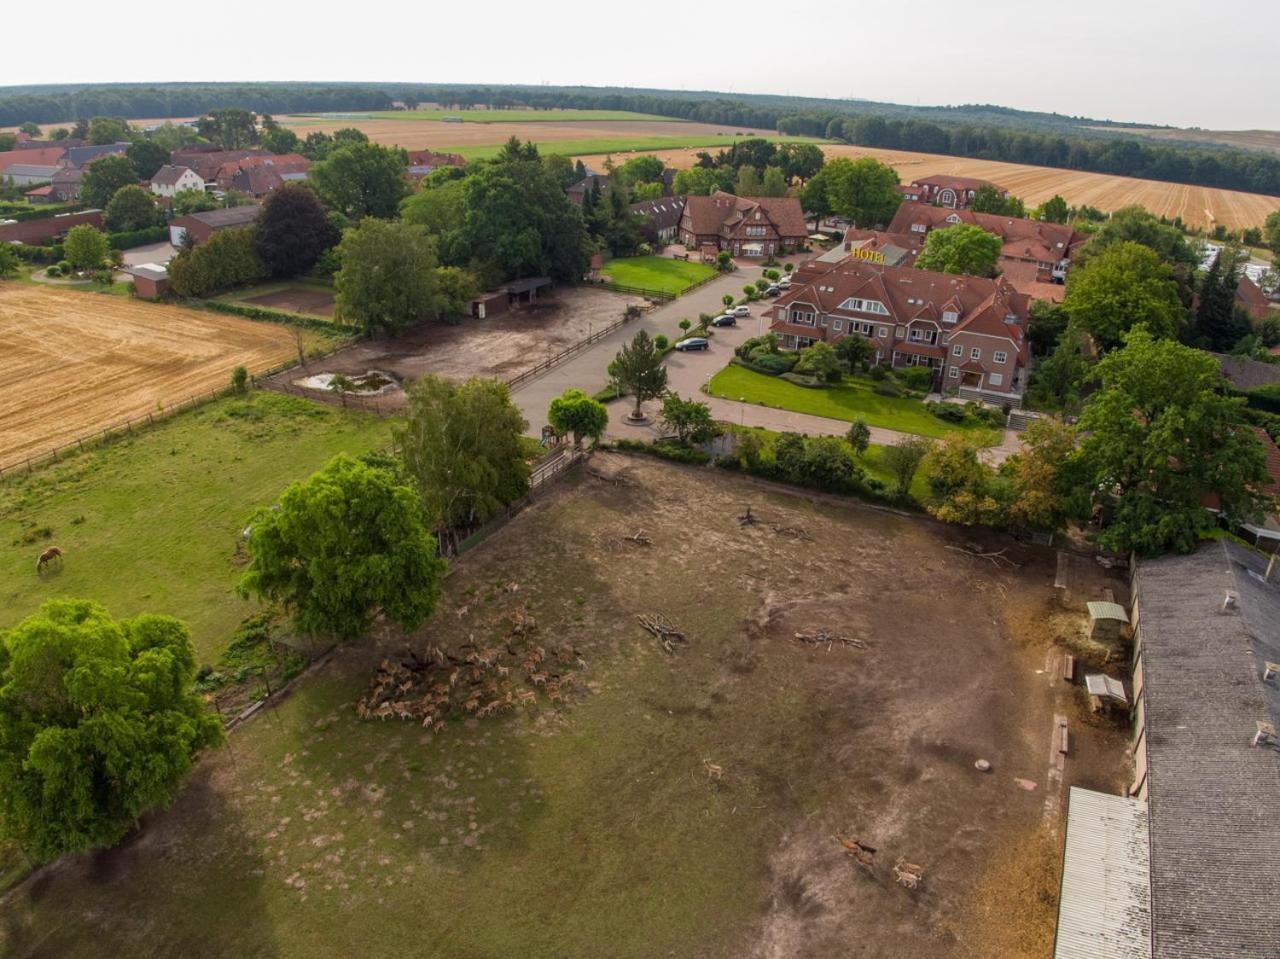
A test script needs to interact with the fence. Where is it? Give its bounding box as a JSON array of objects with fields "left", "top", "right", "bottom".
[
  {"left": 504, "top": 314, "right": 631, "bottom": 391},
  {"left": 598, "top": 268, "right": 724, "bottom": 304}
]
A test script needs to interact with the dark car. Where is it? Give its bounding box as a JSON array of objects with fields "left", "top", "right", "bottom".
[
  {"left": 673, "top": 337, "right": 710, "bottom": 351},
  {"left": 710, "top": 315, "right": 737, "bottom": 327},
  {"left": 765, "top": 286, "right": 781, "bottom": 297}
]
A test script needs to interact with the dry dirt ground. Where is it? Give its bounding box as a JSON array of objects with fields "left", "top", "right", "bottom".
[
  {"left": 0, "top": 454, "right": 1129, "bottom": 959},
  {"left": 241, "top": 287, "right": 336, "bottom": 317},
  {"left": 0, "top": 284, "right": 326, "bottom": 471},
  {"left": 577, "top": 144, "right": 1280, "bottom": 231},
  {"left": 265, "top": 286, "right": 642, "bottom": 409}
]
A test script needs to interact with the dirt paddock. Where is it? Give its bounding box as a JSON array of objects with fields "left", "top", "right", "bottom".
[
  {"left": 268, "top": 285, "right": 642, "bottom": 407},
  {"left": 241, "top": 286, "right": 336, "bottom": 317},
  {"left": 1, "top": 454, "right": 1128, "bottom": 959},
  {"left": 0, "top": 285, "right": 316, "bottom": 471}
]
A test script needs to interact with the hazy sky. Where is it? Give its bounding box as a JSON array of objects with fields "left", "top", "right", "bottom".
[{"left": 3, "top": 0, "right": 1276, "bottom": 130}]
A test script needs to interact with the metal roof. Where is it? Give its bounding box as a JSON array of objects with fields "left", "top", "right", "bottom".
[
  {"left": 1087, "top": 601, "right": 1130, "bottom": 623},
  {"left": 1054, "top": 787, "right": 1151, "bottom": 959},
  {"left": 1085, "top": 674, "right": 1128, "bottom": 704}
]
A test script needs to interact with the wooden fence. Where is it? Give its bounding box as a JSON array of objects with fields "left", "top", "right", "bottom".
[
  {"left": 504, "top": 315, "right": 630, "bottom": 390},
  {"left": 598, "top": 268, "right": 723, "bottom": 304}
]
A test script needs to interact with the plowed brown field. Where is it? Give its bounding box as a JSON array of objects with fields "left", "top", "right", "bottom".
[
  {"left": 0, "top": 285, "right": 309, "bottom": 471},
  {"left": 578, "top": 144, "right": 1280, "bottom": 230}
]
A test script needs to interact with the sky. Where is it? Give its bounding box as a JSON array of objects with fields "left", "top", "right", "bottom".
[{"left": 2, "top": 0, "right": 1276, "bottom": 130}]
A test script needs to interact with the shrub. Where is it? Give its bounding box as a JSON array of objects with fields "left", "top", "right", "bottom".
[
  {"left": 927, "top": 401, "right": 968, "bottom": 423},
  {"left": 56, "top": 259, "right": 70, "bottom": 272},
  {"left": 899, "top": 366, "right": 934, "bottom": 391},
  {"left": 797, "top": 436, "right": 861, "bottom": 491},
  {"left": 45, "top": 264, "right": 62, "bottom": 277},
  {"left": 750, "top": 353, "right": 793, "bottom": 374},
  {"left": 168, "top": 227, "right": 266, "bottom": 297},
  {"left": 230, "top": 365, "right": 249, "bottom": 393},
  {"left": 736, "top": 431, "right": 763, "bottom": 469},
  {"left": 90, "top": 269, "right": 114, "bottom": 285},
  {"left": 612, "top": 438, "right": 711, "bottom": 465},
  {"left": 108, "top": 225, "right": 170, "bottom": 251},
  {"left": 847, "top": 418, "right": 871, "bottom": 455},
  {"left": 873, "top": 381, "right": 902, "bottom": 397},
  {"left": 654, "top": 334, "right": 669, "bottom": 350},
  {"left": 868, "top": 364, "right": 891, "bottom": 381}
]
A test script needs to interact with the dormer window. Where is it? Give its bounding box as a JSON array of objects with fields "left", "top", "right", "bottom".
[{"left": 943, "top": 310, "right": 958, "bottom": 324}]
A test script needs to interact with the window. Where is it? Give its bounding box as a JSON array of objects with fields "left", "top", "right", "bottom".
[
  {"left": 863, "top": 300, "right": 888, "bottom": 315},
  {"left": 993, "top": 351, "right": 1007, "bottom": 364},
  {"left": 949, "top": 367, "right": 959, "bottom": 378},
  {"left": 777, "top": 308, "right": 786, "bottom": 320},
  {"left": 989, "top": 373, "right": 1003, "bottom": 387},
  {"left": 895, "top": 326, "right": 906, "bottom": 338},
  {"left": 970, "top": 347, "right": 981, "bottom": 360},
  {"left": 952, "top": 344, "right": 962, "bottom": 356},
  {"left": 833, "top": 319, "right": 843, "bottom": 332},
  {"left": 878, "top": 326, "right": 887, "bottom": 338},
  {"left": 942, "top": 310, "right": 958, "bottom": 324},
  {"left": 820, "top": 316, "right": 828, "bottom": 327}
]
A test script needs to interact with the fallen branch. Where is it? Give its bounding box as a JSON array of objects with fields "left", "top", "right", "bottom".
[
  {"left": 637, "top": 613, "right": 687, "bottom": 654},
  {"left": 771, "top": 524, "right": 812, "bottom": 541},
  {"left": 738, "top": 505, "right": 760, "bottom": 527},
  {"left": 945, "top": 543, "right": 1021, "bottom": 568},
  {"left": 588, "top": 467, "right": 630, "bottom": 486},
  {"left": 795, "top": 630, "right": 867, "bottom": 650},
  {"left": 620, "top": 530, "right": 652, "bottom": 546}
]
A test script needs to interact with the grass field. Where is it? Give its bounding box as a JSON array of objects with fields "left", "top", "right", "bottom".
[
  {"left": 365, "top": 109, "right": 679, "bottom": 123},
  {"left": 0, "top": 453, "right": 1116, "bottom": 959},
  {"left": 0, "top": 283, "right": 348, "bottom": 471},
  {"left": 601, "top": 256, "right": 716, "bottom": 295},
  {"left": 0, "top": 392, "right": 391, "bottom": 663},
  {"left": 448, "top": 133, "right": 825, "bottom": 162},
  {"left": 708, "top": 364, "right": 994, "bottom": 440}
]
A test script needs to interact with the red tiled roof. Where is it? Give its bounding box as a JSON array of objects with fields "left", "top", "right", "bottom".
[
  {"left": 887, "top": 202, "right": 1088, "bottom": 263},
  {"left": 910, "top": 175, "right": 1004, "bottom": 194},
  {"left": 895, "top": 341, "right": 946, "bottom": 359},
  {"left": 24, "top": 185, "right": 54, "bottom": 196},
  {"left": 0, "top": 146, "right": 65, "bottom": 171},
  {"left": 682, "top": 191, "right": 806, "bottom": 240}
]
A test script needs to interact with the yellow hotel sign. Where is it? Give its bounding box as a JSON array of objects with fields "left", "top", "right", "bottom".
[{"left": 848, "top": 246, "right": 886, "bottom": 265}]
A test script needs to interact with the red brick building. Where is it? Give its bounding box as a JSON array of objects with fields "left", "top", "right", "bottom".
[
  {"left": 678, "top": 191, "right": 807, "bottom": 258},
  {"left": 770, "top": 256, "right": 1031, "bottom": 399},
  {"left": 899, "top": 175, "right": 1006, "bottom": 209}
]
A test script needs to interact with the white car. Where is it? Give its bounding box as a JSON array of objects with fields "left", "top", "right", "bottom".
[
  {"left": 732, "top": 305, "right": 751, "bottom": 317},
  {"left": 778, "top": 277, "right": 791, "bottom": 289}
]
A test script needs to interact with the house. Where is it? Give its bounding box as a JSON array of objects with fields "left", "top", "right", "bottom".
[
  {"left": 901, "top": 175, "right": 1006, "bottom": 209},
  {"left": 1055, "top": 540, "right": 1280, "bottom": 959},
  {"left": 678, "top": 191, "right": 807, "bottom": 258},
  {"left": 1235, "top": 275, "right": 1277, "bottom": 322},
  {"left": 887, "top": 202, "right": 1089, "bottom": 284},
  {"left": 2, "top": 163, "right": 62, "bottom": 186},
  {"left": 0, "top": 146, "right": 67, "bottom": 176},
  {"left": 630, "top": 196, "right": 686, "bottom": 243},
  {"left": 126, "top": 264, "right": 170, "bottom": 299},
  {"left": 0, "top": 209, "right": 104, "bottom": 246},
  {"left": 170, "top": 148, "right": 273, "bottom": 182},
  {"left": 405, "top": 150, "right": 465, "bottom": 171},
  {"left": 50, "top": 167, "right": 83, "bottom": 202},
  {"left": 62, "top": 142, "right": 129, "bottom": 169},
  {"left": 168, "top": 205, "right": 259, "bottom": 247},
  {"left": 565, "top": 173, "right": 609, "bottom": 205},
  {"left": 770, "top": 255, "right": 1031, "bottom": 399},
  {"left": 212, "top": 154, "right": 310, "bottom": 192},
  {"left": 24, "top": 185, "right": 55, "bottom": 204},
  {"left": 1213, "top": 353, "right": 1280, "bottom": 392},
  {"left": 150, "top": 165, "right": 205, "bottom": 198}
]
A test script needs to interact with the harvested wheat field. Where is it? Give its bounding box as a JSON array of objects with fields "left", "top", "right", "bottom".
[
  {"left": 578, "top": 143, "right": 1280, "bottom": 230},
  {"left": 0, "top": 284, "right": 331, "bottom": 471}
]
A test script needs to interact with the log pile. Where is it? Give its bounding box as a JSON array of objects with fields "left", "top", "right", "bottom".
[{"left": 637, "top": 613, "right": 687, "bottom": 654}]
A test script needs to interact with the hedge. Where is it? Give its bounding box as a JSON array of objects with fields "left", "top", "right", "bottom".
[
  {"left": 0, "top": 203, "right": 81, "bottom": 222},
  {"left": 108, "top": 225, "right": 169, "bottom": 250},
  {"left": 610, "top": 438, "right": 711, "bottom": 466},
  {"left": 10, "top": 243, "right": 63, "bottom": 264},
  {"left": 192, "top": 297, "right": 351, "bottom": 334}
]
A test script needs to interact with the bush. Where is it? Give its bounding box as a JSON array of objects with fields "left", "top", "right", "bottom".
[
  {"left": 90, "top": 269, "right": 114, "bottom": 285},
  {"left": 168, "top": 227, "right": 266, "bottom": 297},
  {"left": 230, "top": 365, "right": 249, "bottom": 393},
  {"left": 612, "top": 438, "right": 711, "bottom": 466},
  {"left": 654, "top": 334, "right": 669, "bottom": 350},
  {"left": 873, "top": 381, "right": 902, "bottom": 397},
  {"left": 927, "top": 401, "right": 967, "bottom": 423},
  {"left": 780, "top": 372, "right": 825, "bottom": 388},
  {"left": 899, "top": 366, "right": 934, "bottom": 391},
  {"left": 45, "top": 264, "right": 62, "bottom": 277},
  {"left": 108, "top": 225, "right": 169, "bottom": 251},
  {"left": 56, "top": 260, "right": 70, "bottom": 272},
  {"left": 868, "top": 364, "right": 891, "bottom": 381}
]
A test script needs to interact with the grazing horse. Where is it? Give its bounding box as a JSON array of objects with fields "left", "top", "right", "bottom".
[{"left": 36, "top": 545, "right": 62, "bottom": 574}]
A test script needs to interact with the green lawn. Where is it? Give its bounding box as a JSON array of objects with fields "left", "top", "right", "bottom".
[
  {"left": 0, "top": 392, "right": 392, "bottom": 663},
  {"left": 708, "top": 364, "right": 996, "bottom": 441},
  {"left": 449, "top": 134, "right": 826, "bottom": 161},
  {"left": 602, "top": 256, "right": 716, "bottom": 295}
]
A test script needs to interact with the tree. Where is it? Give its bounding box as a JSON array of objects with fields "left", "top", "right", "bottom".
[
  {"left": 1193, "top": 248, "right": 1250, "bottom": 351},
  {"left": 433, "top": 266, "right": 480, "bottom": 323},
  {"left": 125, "top": 140, "right": 169, "bottom": 180},
  {"left": 796, "top": 437, "right": 859, "bottom": 491},
  {"left": 195, "top": 109, "right": 257, "bottom": 150},
  {"left": 401, "top": 177, "right": 468, "bottom": 237},
  {"left": 614, "top": 155, "right": 665, "bottom": 191},
  {"left": 80, "top": 155, "right": 139, "bottom": 208},
  {"left": 396, "top": 375, "right": 531, "bottom": 534},
  {"left": 880, "top": 436, "right": 931, "bottom": 498},
  {"left": 1063, "top": 240, "right": 1184, "bottom": 350},
  {"left": 333, "top": 219, "right": 442, "bottom": 333},
  {"left": 1264, "top": 210, "right": 1280, "bottom": 254},
  {"left": 734, "top": 166, "right": 763, "bottom": 197},
  {"left": 542, "top": 154, "right": 577, "bottom": 190},
  {"left": 309, "top": 142, "right": 408, "bottom": 220},
  {"left": 1026, "top": 329, "right": 1090, "bottom": 413},
  {"left": 793, "top": 341, "right": 842, "bottom": 381},
  {"left": 239, "top": 456, "right": 444, "bottom": 640},
  {"left": 1005, "top": 417, "right": 1077, "bottom": 532},
  {"left": 167, "top": 227, "right": 265, "bottom": 296},
  {"left": 1076, "top": 326, "right": 1270, "bottom": 555},
  {"left": 17, "top": 121, "right": 41, "bottom": 137},
  {"left": 970, "top": 185, "right": 1011, "bottom": 215},
  {"left": 1080, "top": 205, "right": 1197, "bottom": 270},
  {"left": 777, "top": 142, "right": 825, "bottom": 183},
  {"left": 172, "top": 187, "right": 218, "bottom": 216},
  {"left": 613, "top": 330, "right": 668, "bottom": 421},
  {"left": 673, "top": 166, "right": 730, "bottom": 196},
  {"left": 1026, "top": 300, "right": 1069, "bottom": 357},
  {"left": 63, "top": 225, "right": 110, "bottom": 271},
  {"left": 549, "top": 388, "right": 609, "bottom": 447},
  {"left": 104, "top": 185, "right": 161, "bottom": 232},
  {"left": 632, "top": 182, "right": 663, "bottom": 202},
  {"left": 659, "top": 393, "right": 716, "bottom": 445},
  {"left": 915, "top": 223, "right": 1003, "bottom": 277},
  {"left": 925, "top": 434, "right": 1003, "bottom": 525},
  {"left": 0, "top": 243, "right": 20, "bottom": 279},
  {"left": 1034, "top": 194, "right": 1069, "bottom": 224},
  {"left": 846, "top": 418, "right": 871, "bottom": 455},
  {"left": 85, "top": 116, "right": 132, "bottom": 145},
  {"left": 722, "top": 294, "right": 734, "bottom": 309},
  {"left": 0, "top": 599, "right": 222, "bottom": 859},
  {"left": 254, "top": 183, "right": 338, "bottom": 277},
  {"left": 835, "top": 333, "right": 875, "bottom": 371},
  {"left": 760, "top": 166, "right": 788, "bottom": 197},
  {"left": 259, "top": 115, "right": 300, "bottom": 155},
  {"left": 813, "top": 157, "right": 901, "bottom": 227}
]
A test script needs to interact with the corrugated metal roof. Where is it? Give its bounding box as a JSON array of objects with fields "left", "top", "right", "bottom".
[
  {"left": 1088, "top": 601, "right": 1130, "bottom": 623},
  {"left": 1085, "top": 674, "right": 1128, "bottom": 703},
  {"left": 1054, "top": 787, "right": 1151, "bottom": 959}
]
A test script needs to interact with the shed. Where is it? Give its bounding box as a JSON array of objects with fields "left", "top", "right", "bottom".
[
  {"left": 127, "top": 264, "right": 169, "bottom": 299},
  {"left": 169, "top": 204, "right": 259, "bottom": 247},
  {"left": 502, "top": 277, "right": 552, "bottom": 305},
  {"left": 1087, "top": 601, "right": 1129, "bottom": 642},
  {"left": 1053, "top": 787, "right": 1150, "bottom": 959},
  {"left": 469, "top": 290, "right": 509, "bottom": 320},
  {"left": 1084, "top": 673, "right": 1128, "bottom": 714}
]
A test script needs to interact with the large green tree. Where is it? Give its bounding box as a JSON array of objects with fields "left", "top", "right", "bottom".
[
  {"left": 334, "top": 218, "right": 441, "bottom": 333},
  {"left": 1193, "top": 247, "right": 1251, "bottom": 351},
  {"left": 915, "top": 223, "right": 1003, "bottom": 276},
  {"left": 103, "top": 184, "right": 161, "bottom": 233},
  {"left": 85, "top": 116, "right": 132, "bottom": 145},
  {"left": 80, "top": 155, "right": 139, "bottom": 208},
  {"left": 1062, "top": 240, "right": 1184, "bottom": 349},
  {"left": 401, "top": 177, "right": 468, "bottom": 237},
  {"left": 396, "top": 375, "right": 531, "bottom": 534},
  {"left": 807, "top": 157, "right": 900, "bottom": 228},
  {"left": 172, "top": 187, "right": 218, "bottom": 216},
  {"left": 1076, "top": 326, "right": 1270, "bottom": 555},
  {"left": 195, "top": 109, "right": 257, "bottom": 150},
  {"left": 259, "top": 115, "right": 300, "bottom": 155},
  {"left": 254, "top": 183, "right": 338, "bottom": 277},
  {"left": 63, "top": 224, "right": 110, "bottom": 271},
  {"left": 777, "top": 142, "right": 825, "bottom": 183},
  {"left": 548, "top": 388, "right": 609, "bottom": 447},
  {"left": 0, "top": 600, "right": 222, "bottom": 859},
  {"left": 168, "top": 227, "right": 266, "bottom": 297},
  {"left": 613, "top": 329, "right": 668, "bottom": 421},
  {"left": 1034, "top": 194, "right": 1069, "bottom": 224},
  {"left": 1080, "top": 204, "right": 1197, "bottom": 270},
  {"left": 309, "top": 142, "right": 408, "bottom": 220},
  {"left": 240, "top": 456, "right": 445, "bottom": 640},
  {"left": 125, "top": 140, "right": 170, "bottom": 180}
]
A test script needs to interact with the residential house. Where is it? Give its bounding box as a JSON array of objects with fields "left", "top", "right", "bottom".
[
  {"left": 566, "top": 172, "right": 609, "bottom": 205},
  {"left": 405, "top": 150, "right": 465, "bottom": 171},
  {"left": 899, "top": 175, "right": 1006, "bottom": 209},
  {"left": 1214, "top": 353, "right": 1280, "bottom": 392},
  {"left": 1235, "top": 275, "right": 1277, "bottom": 322},
  {"left": 24, "top": 185, "right": 55, "bottom": 204},
  {"left": 887, "top": 202, "right": 1089, "bottom": 284},
  {"left": 770, "top": 256, "right": 1031, "bottom": 399},
  {"left": 170, "top": 148, "right": 273, "bottom": 183},
  {"left": 0, "top": 146, "right": 67, "bottom": 178},
  {"left": 50, "top": 167, "right": 83, "bottom": 202},
  {"left": 630, "top": 196, "right": 686, "bottom": 243},
  {"left": 1055, "top": 540, "right": 1280, "bottom": 959},
  {"left": 168, "top": 204, "right": 259, "bottom": 247},
  {"left": 678, "top": 191, "right": 807, "bottom": 258},
  {"left": 2, "top": 163, "right": 63, "bottom": 186},
  {"left": 212, "top": 154, "right": 310, "bottom": 193},
  {"left": 150, "top": 165, "right": 205, "bottom": 198},
  {"left": 62, "top": 142, "right": 129, "bottom": 169}
]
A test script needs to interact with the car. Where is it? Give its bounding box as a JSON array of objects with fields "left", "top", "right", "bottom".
[
  {"left": 765, "top": 286, "right": 781, "bottom": 297},
  {"left": 778, "top": 277, "right": 792, "bottom": 289},
  {"left": 731, "top": 305, "right": 751, "bottom": 316},
  {"left": 710, "top": 314, "right": 737, "bottom": 327},
  {"left": 673, "top": 337, "right": 709, "bottom": 351}
]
